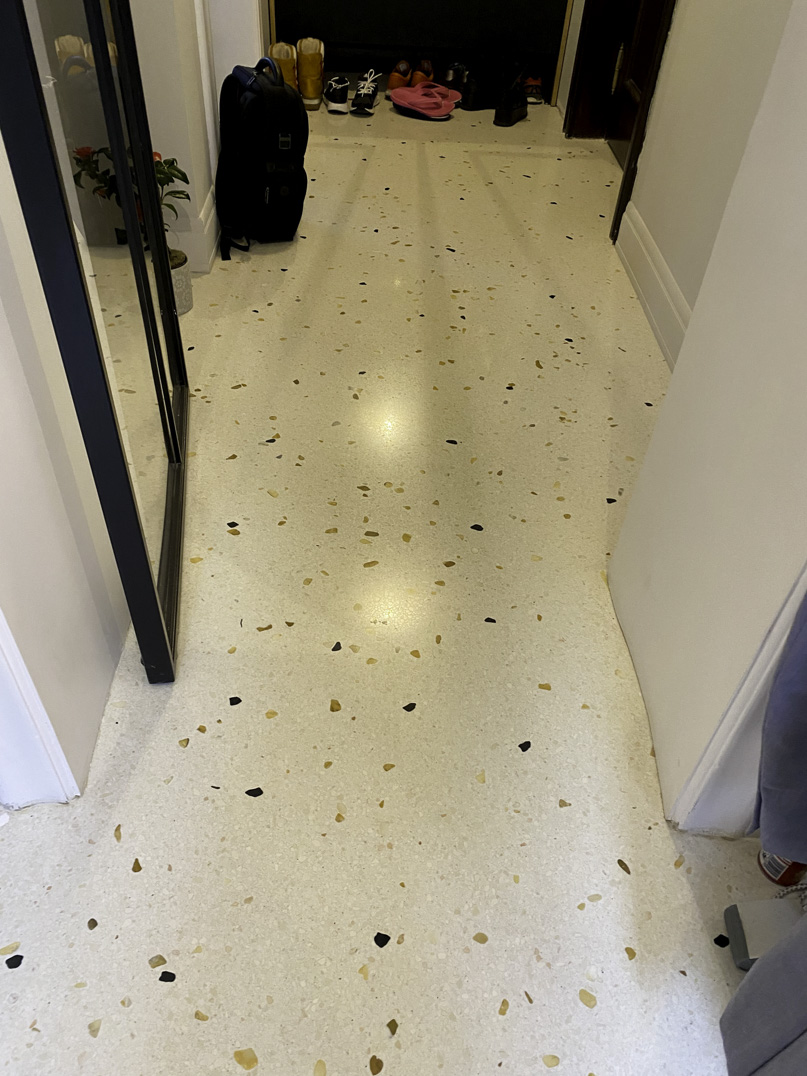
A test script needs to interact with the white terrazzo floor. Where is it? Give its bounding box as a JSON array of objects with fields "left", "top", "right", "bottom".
[{"left": 0, "top": 102, "right": 772, "bottom": 1075}]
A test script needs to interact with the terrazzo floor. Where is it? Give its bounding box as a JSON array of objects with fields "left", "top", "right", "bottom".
[{"left": 0, "top": 102, "right": 773, "bottom": 1075}]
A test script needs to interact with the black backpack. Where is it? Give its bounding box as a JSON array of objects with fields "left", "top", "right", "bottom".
[{"left": 215, "top": 58, "right": 309, "bottom": 260}]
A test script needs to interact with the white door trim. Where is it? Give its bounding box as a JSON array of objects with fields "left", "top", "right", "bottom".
[{"left": 0, "top": 606, "right": 80, "bottom": 808}]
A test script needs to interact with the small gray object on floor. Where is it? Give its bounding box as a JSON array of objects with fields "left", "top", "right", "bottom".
[
  {"left": 723, "top": 897, "right": 802, "bottom": 970},
  {"left": 722, "top": 911, "right": 807, "bottom": 1074}
]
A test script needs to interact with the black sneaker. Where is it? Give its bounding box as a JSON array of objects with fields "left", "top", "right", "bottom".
[
  {"left": 324, "top": 75, "right": 350, "bottom": 113},
  {"left": 350, "top": 69, "right": 380, "bottom": 115}
]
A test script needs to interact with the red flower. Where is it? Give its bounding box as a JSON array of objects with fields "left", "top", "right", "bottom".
[
  {"left": 152, "top": 151, "right": 162, "bottom": 161},
  {"left": 75, "top": 146, "right": 94, "bottom": 159}
]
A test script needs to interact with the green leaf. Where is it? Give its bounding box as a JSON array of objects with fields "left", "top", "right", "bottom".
[
  {"left": 162, "top": 202, "right": 178, "bottom": 218},
  {"left": 164, "top": 190, "right": 190, "bottom": 200}
]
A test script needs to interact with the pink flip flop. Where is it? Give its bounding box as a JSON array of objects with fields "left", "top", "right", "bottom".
[
  {"left": 412, "top": 80, "right": 462, "bottom": 104},
  {"left": 390, "top": 84, "right": 455, "bottom": 119}
]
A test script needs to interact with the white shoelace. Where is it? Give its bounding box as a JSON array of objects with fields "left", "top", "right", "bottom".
[
  {"left": 357, "top": 71, "right": 378, "bottom": 96},
  {"left": 776, "top": 879, "right": 807, "bottom": 911}
]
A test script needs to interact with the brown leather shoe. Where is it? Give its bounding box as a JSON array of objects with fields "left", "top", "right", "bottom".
[
  {"left": 411, "top": 60, "right": 434, "bottom": 86},
  {"left": 386, "top": 60, "right": 412, "bottom": 98}
]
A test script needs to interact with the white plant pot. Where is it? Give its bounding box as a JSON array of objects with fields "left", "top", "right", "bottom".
[{"left": 171, "top": 253, "right": 193, "bottom": 315}]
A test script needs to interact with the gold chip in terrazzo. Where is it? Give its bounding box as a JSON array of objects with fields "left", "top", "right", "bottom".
[
  {"left": 234, "top": 1049, "right": 259, "bottom": 1070},
  {"left": 314, "top": 1063, "right": 327, "bottom": 1076}
]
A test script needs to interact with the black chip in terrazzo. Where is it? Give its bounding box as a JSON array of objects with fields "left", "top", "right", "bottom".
[
  {"left": 159, "top": 971, "right": 176, "bottom": 982},
  {"left": 374, "top": 932, "right": 391, "bottom": 948},
  {"left": 519, "top": 741, "right": 531, "bottom": 752},
  {"left": 645, "top": 402, "right": 654, "bottom": 407},
  {"left": 446, "top": 439, "right": 457, "bottom": 444},
  {"left": 402, "top": 703, "right": 416, "bottom": 712},
  {"left": 5, "top": 955, "right": 23, "bottom": 969},
  {"left": 227, "top": 521, "right": 238, "bottom": 528},
  {"left": 266, "top": 438, "right": 276, "bottom": 443},
  {"left": 485, "top": 617, "right": 496, "bottom": 623},
  {"left": 332, "top": 642, "right": 342, "bottom": 651},
  {"left": 470, "top": 524, "right": 484, "bottom": 531},
  {"left": 229, "top": 696, "right": 241, "bottom": 706},
  {"left": 245, "top": 787, "right": 264, "bottom": 797},
  {"left": 713, "top": 934, "right": 731, "bottom": 949},
  {"left": 606, "top": 498, "right": 617, "bottom": 504}
]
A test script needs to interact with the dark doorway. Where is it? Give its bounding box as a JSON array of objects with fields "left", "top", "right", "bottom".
[
  {"left": 274, "top": 1, "right": 569, "bottom": 101},
  {"left": 563, "top": 0, "right": 676, "bottom": 239}
]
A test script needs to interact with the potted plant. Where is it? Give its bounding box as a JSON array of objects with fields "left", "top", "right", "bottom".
[
  {"left": 152, "top": 152, "right": 192, "bottom": 314},
  {"left": 73, "top": 146, "right": 193, "bottom": 314}
]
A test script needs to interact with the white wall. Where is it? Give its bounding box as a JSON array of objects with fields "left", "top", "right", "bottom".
[
  {"left": 616, "top": 0, "right": 793, "bottom": 366},
  {"left": 609, "top": 0, "right": 807, "bottom": 829},
  {"left": 0, "top": 138, "right": 129, "bottom": 803},
  {"left": 556, "top": 0, "right": 585, "bottom": 118},
  {"left": 129, "top": 0, "right": 266, "bottom": 272},
  {"left": 131, "top": 0, "right": 220, "bottom": 272},
  {"left": 205, "top": 0, "right": 266, "bottom": 104}
]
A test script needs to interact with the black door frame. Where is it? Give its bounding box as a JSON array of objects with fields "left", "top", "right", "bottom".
[
  {"left": 0, "top": 0, "right": 188, "bottom": 683},
  {"left": 563, "top": 0, "right": 677, "bottom": 241},
  {"left": 608, "top": 0, "right": 677, "bottom": 240}
]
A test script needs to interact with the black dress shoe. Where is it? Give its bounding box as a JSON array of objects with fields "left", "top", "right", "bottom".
[
  {"left": 493, "top": 83, "right": 528, "bottom": 127},
  {"left": 444, "top": 63, "right": 468, "bottom": 94}
]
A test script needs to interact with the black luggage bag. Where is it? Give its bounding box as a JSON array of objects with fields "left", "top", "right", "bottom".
[{"left": 215, "top": 57, "right": 309, "bottom": 260}]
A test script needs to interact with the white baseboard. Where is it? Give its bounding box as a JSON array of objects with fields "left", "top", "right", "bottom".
[
  {"left": 0, "top": 607, "right": 79, "bottom": 808},
  {"left": 616, "top": 201, "right": 692, "bottom": 369},
  {"left": 171, "top": 184, "right": 219, "bottom": 274}
]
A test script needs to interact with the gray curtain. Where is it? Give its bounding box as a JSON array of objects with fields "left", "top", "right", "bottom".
[
  {"left": 722, "top": 912, "right": 807, "bottom": 1074},
  {"left": 753, "top": 588, "right": 807, "bottom": 863}
]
